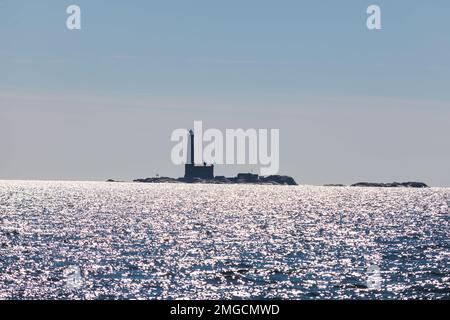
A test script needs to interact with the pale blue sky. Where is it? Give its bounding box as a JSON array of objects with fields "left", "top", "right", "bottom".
[{"left": 1, "top": 1, "right": 450, "bottom": 186}]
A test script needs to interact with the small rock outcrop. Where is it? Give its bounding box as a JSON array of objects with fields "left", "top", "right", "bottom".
[
  {"left": 351, "top": 182, "right": 429, "bottom": 188},
  {"left": 134, "top": 177, "right": 179, "bottom": 183},
  {"left": 260, "top": 175, "right": 298, "bottom": 186}
]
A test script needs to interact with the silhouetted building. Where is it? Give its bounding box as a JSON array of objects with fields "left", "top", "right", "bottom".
[{"left": 184, "top": 130, "right": 214, "bottom": 180}]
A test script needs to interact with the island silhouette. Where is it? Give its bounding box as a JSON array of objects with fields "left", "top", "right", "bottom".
[
  {"left": 106, "top": 128, "right": 430, "bottom": 187},
  {"left": 107, "top": 129, "right": 430, "bottom": 187}
]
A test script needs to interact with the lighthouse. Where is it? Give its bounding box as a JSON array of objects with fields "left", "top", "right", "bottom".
[{"left": 184, "top": 129, "right": 214, "bottom": 180}]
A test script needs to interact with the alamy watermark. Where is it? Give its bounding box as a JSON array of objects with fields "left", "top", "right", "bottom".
[
  {"left": 367, "top": 5, "right": 382, "bottom": 30},
  {"left": 171, "top": 121, "right": 279, "bottom": 176},
  {"left": 66, "top": 5, "right": 81, "bottom": 30},
  {"left": 63, "top": 265, "right": 83, "bottom": 290},
  {"left": 366, "top": 264, "right": 382, "bottom": 290}
]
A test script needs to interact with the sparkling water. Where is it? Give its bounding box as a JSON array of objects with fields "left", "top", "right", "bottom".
[{"left": 0, "top": 181, "right": 449, "bottom": 299}]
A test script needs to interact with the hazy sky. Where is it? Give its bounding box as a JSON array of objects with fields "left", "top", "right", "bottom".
[{"left": 1, "top": 1, "right": 450, "bottom": 186}]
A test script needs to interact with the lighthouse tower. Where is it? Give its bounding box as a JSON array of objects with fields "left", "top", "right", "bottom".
[
  {"left": 187, "top": 129, "right": 194, "bottom": 164},
  {"left": 184, "top": 129, "right": 214, "bottom": 180}
]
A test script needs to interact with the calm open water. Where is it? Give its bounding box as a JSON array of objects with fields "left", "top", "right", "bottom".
[{"left": 0, "top": 180, "right": 449, "bottom": 300}]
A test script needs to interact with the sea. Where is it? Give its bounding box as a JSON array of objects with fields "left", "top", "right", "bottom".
[{"left": 0, "top": 180, "right": 449, "bottom": 300}]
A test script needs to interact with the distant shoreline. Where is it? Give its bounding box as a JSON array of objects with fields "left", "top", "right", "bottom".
[
  {"left": 0, "top": 179, "right": 434, "bottom": 188},
  {"left": 106, "top": 177, "right": 429, "bottom": 188}
]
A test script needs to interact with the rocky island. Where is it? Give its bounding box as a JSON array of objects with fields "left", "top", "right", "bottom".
[
  {"left": 116, "top": 129, "right": 298, "bottom": 186},
  {"left": 350, "top": 182, "right": 429, "bottom": 188},
  {"left": 322, "top": 182, "right": 429, "bottom": 188},
  {"left": 133, "top": 173, "right": 297, "bottom": 186}
]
